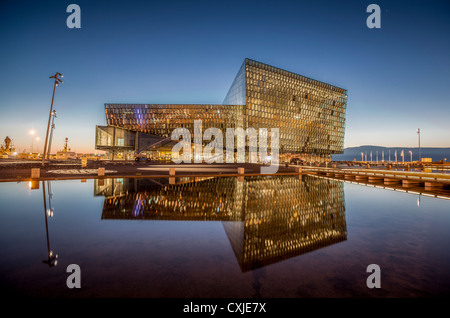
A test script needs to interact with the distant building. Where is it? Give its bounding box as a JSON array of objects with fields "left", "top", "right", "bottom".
[{"left": 96, "top": 58, "right": 348, "bottom": 162}]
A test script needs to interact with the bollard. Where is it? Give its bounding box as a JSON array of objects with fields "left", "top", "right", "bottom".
[
  {"left": 31, "top": 168, "right": 40, "bottom": 179},
  {"left": 238, "top": 167, "right": 245, "bottom": 174},
  {"left": 98, "top": 167, "right": 105, "bottom": 176},
  {"left": 169, "top": 168, "right": 176, "bottom": 176},
  {"left": 30, "top": 180, "right": 40, "bottom": 189}
]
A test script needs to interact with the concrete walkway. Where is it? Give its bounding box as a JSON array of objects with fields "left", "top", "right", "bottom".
[{"left": 0, "top": 161, "right": 297, "bottom": 182}]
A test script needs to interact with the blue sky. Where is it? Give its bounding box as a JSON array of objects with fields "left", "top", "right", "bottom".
[{"left": 1, "top": 0, "right": 449, "bottom": 153}]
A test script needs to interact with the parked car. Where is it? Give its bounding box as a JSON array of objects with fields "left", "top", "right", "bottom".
[{"left": 290, "top": 158, "right": 304, "bottom": 165}]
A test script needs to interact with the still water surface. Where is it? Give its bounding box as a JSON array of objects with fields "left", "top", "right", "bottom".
[{"left": 1, "top": 175, "right": 449, "bottom": 297}]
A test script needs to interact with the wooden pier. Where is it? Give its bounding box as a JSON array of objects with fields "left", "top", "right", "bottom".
[{"left": 302, "top": 167, "right": 450, "bottom": 192}]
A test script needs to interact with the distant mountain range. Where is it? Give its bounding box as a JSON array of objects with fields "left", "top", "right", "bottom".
[{"left": 332, "top": 146, "right": 450, "bottom": 162}]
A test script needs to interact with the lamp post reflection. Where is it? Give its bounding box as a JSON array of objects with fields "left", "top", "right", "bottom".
[
  {"left": 47, "top": 181, "right": 54, "bottom": 217},
  {"left": 42, "top": 180, "right": 58, "bottom": 267}
]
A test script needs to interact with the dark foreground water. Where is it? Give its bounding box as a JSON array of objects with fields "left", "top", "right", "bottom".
[{"left": 1, "top": 175, "right": 449, "bottom": 298}]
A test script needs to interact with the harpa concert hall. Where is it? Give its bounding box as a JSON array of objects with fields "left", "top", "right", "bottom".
[{"left": 95, "top": 58, "right": 348, "bottom": 162}]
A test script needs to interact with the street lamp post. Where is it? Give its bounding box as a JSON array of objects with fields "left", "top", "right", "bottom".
[
  {"left": 417, "top": 128, "right": 421, "bottom": 163},
  {"left": 29, "top": 129, "right": 35, "bottom": 153},
  {"left": 47, "top": 110, "right": 57, "bottom": 160},
  {"left": 36, "top": 137, "right": 40, "bottom": 157},
  {"left": 42, "top": 73, "right": 63, "bottom": 166}
]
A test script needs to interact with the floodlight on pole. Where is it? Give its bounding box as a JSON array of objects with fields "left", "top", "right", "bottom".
[{"left": 42, "top": 73, "right": 63, "bottom": 166}]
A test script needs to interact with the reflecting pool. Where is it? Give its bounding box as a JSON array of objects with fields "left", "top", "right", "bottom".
[{"left": 1, "top": 175, "right": 449, "bottom": 297}]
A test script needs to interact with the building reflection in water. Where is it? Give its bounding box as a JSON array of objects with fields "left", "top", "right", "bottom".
[{"left": 94, "top": 175, "right": 347, "bottom": 272}]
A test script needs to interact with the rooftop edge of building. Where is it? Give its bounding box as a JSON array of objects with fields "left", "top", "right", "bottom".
[
  {"left": 104, "top": 104, "right": 245, "bottom": 108},
  {"left": 244, "top": 58, "right": 347, "bottom": 93}
]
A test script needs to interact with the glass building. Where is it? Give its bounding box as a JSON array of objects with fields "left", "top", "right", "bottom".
[{"left": 96, "top": 58, "right": 347, "bottom": 162}]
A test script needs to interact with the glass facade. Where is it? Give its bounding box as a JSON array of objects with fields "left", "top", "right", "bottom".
[
  {"left": 243, "top": 59, "right": 347, "bottom": 156},
  {"left": 105, "top": 104, "right": 244, "bottom": 138},
  {"left": 98, "top": 58, "right": 348, "bottom": 160},
  {"left": 95, "top": 125, "right": 136, "bottom": 150},
  {"left": 95, "top": 175, "right": 347, "bottom": 271},
  {"left": 223, "top": 60, "right": 246, "bottom": 106}
]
